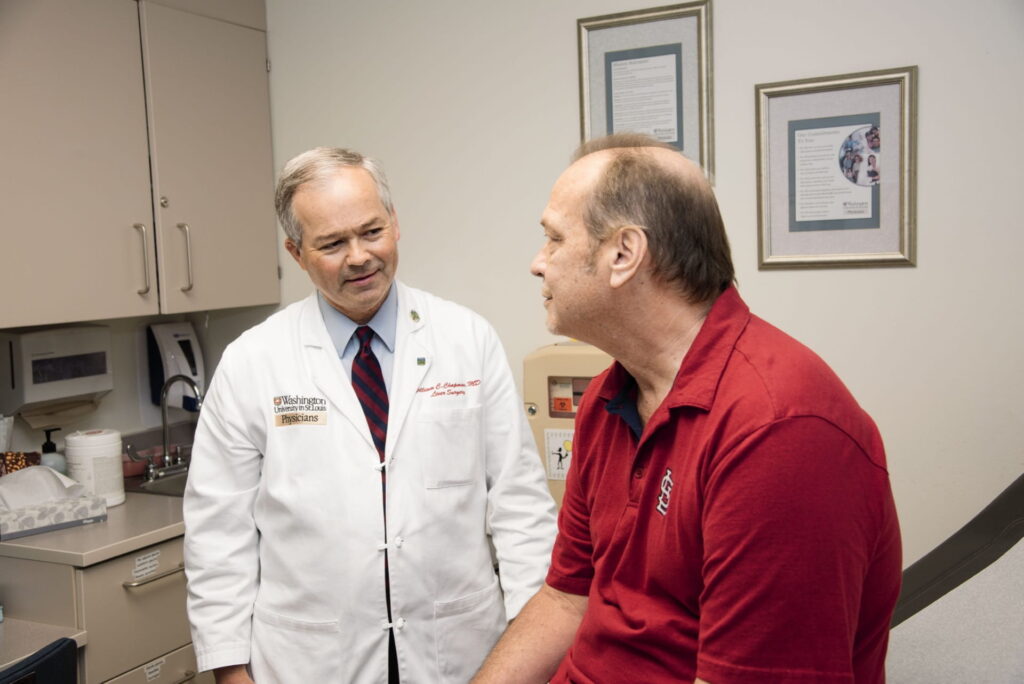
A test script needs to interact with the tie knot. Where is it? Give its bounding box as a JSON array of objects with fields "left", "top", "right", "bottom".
[{"left": 355, "top": 326, "right": 375, "bottom": 349}]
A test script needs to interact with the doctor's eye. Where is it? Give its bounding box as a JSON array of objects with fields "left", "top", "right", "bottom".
[{"left": 319, "top": 239, "right": 346, "bottom": 252}]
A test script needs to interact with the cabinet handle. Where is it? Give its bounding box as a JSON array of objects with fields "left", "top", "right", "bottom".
[
  {"left": 134, "top": 223, "right": 151, "bottom": 295},
  {"left": 122, "top": 561, "right": 185, "bottom": 588},
  {"left": 178, "top": 222, "right": 194, "bottom": 292},
  {"left": 171, "top": 671, "right": 197, "bottom": 684}
]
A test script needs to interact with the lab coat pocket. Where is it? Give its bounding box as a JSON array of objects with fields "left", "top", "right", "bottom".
[
  {"left": 253, "top": 605, "right": 340, "bottom": 632},
  {"left": 251, "top": 605, "right": 343, "bottom": 683},
  {"left": 434, "top": 577, "right": 506, "bottom": 682},
  {"left": 417, "top": 405, "right": 483, "bottom": 489}
]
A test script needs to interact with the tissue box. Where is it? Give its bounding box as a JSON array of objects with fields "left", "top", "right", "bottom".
[{"left": 0, "top": 494, "right": 107, "bottom": 541}]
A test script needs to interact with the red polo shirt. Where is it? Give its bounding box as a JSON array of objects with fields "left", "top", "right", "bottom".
[{"left": 547, "top": 287, "right": 901, "bottom": 683}]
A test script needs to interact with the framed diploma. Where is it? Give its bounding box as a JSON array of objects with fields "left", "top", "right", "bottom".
[
  {"left": 755, "top": 66, "right": 918, "bottom": 268},
  {"left": 578, "top": 1, "right": 713, "bottom": 177}
]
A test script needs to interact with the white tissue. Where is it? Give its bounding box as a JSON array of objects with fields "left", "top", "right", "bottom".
[
  {"left": 0, "top": 465, "right": 87, "bottom": 512},
  {"left": 0, "top": 414, "right": 12, "bottom": 451}
]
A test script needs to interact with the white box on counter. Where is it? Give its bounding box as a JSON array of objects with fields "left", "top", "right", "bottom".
[{"left": 0, "top": 494, "right": 107, "bottom": 541}]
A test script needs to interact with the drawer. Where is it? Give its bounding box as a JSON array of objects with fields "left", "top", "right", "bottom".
[
  {"left": 77, "top": 537, "right": 191, "bottom": 683},
  {"left": 104, "top": 642, "right": 214, "bottom": 684}
]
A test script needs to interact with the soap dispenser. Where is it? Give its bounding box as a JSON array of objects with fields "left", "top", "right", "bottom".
[{"left": 40, "top": 427, "right": 68, "bottom": 475}]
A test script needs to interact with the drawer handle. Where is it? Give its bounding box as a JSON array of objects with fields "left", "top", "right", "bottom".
[
  {"left": 122, "top": 562, "right": 185, "bottom": 588},
  {"left": 171, "top": 670, "right": 197, "bottom": 684}
]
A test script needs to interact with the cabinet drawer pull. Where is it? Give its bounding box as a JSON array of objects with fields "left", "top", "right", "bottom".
[
  {"left": 171, "top": 670, "right": 197, "bottom": 683},
  {"left": 122, "top": 561, "right": 185, "bottom": 588},
  {"left": 134, "top": 223, "right": 151, "bottom": 295},
  {"left": 178, "top": 222, "right": 194, "bottom": 292}
]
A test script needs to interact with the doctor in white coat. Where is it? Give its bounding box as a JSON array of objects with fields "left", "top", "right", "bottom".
[{"left": 183, "top": 147, "right": 557, "bottom": 684}]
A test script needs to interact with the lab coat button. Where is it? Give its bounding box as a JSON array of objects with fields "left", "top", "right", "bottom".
[
  {"left": 395, "top": 617, "right": 406, "bottom": 630},
  {"left": 394, "top": 537, "right": 404, "bottom": 548}
]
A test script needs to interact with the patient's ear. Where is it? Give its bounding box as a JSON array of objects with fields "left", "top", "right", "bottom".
[{"left": 608, "top": 225, "right": 647, "bottom": 289}]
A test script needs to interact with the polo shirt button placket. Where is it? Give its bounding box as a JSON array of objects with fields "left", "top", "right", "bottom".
[{"left": 630, "top": 465, "right": 645, "bottom": 500}]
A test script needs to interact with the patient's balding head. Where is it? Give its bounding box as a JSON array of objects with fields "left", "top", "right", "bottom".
[{"left": 570, "top": 134, "right": 734, "bottom": 304}]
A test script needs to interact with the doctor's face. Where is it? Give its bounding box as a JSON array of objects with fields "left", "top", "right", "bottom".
[{"left": 286, "top": 168, "right": 400, "bottom": 324}]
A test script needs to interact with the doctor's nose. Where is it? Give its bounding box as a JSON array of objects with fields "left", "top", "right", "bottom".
[{"left": 347, "top": 239, "right": 371, "bottom": 266}]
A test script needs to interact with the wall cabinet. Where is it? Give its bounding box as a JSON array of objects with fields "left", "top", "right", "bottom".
[{"left": 0, "top": 0, "right": 279, "bottom": 329}]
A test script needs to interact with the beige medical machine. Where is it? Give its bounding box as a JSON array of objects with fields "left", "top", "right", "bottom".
[{"left": 523, "top": 342, "right": 612, "bottom": 507}]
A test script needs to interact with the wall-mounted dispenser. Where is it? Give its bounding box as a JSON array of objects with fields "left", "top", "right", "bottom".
[
  {"left": 147, "top": 322, "right": 205, "bottom": 411},
  {"left": 0, "top": 326, "right": 114, "bottom": 426}
]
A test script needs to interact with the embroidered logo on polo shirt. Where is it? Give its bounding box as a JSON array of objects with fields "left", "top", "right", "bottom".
[{"left": 656, "top": 468, "right": 674, "bottom": 516}]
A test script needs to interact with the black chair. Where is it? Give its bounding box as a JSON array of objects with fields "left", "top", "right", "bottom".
[{"left": 0, "top": 638, "right": 77, "bottom": 684}]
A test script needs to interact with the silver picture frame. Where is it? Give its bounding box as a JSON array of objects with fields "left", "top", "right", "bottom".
[
  {"left": 755, "top": 66, "right": 918, "bottom": 269},
  {"left": 578, "top": 1, "right": 713, "bottom": 178}
]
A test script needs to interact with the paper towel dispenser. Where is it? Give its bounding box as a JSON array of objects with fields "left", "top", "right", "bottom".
[{"left": 0, "top": 326, "right": 114, "bottom": 416}]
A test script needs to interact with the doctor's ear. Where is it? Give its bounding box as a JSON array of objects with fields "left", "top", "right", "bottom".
[
  {"left": 284, "top": 238, "right": 304, "bottom": 266},
  {"left": 608, "top": 225, "right": 648, "bottom": 289},
  {"left": 390, "top": 211, "right": 401, "bottom": 240}
]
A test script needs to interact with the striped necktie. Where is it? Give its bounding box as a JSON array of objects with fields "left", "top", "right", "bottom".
[
  {"left": 351, "top": 326, "right": 400, "bottom": 682},
  {"left": 352, "top": 326, "right": 388, "bottom": 459}
]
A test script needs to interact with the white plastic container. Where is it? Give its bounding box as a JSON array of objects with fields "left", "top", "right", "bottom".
[{"left": 66, "top": 428, "right": 125, "bottom": 507}]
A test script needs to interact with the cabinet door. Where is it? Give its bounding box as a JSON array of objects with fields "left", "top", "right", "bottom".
[
  {"left": 141, "top": 2, "right": 280, "bottom": 315},
  {"left": 0, "top": 0, "right": 158, "bottom": 328}
]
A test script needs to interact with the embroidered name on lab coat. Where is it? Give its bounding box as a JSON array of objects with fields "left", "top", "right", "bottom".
[
  {"left": 273, "top": 394, "right": 328, "bottom": 426},
  {"left": 416, "top": 379, "right": 481, "bottom": 398}
]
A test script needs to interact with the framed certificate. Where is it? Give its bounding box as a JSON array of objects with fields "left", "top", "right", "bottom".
[
  {"left": 755, "top": 66, "right": 918, "bottom": 268},
  {"left": 578, "top": 1, "right": 713, "bottom": 177}
]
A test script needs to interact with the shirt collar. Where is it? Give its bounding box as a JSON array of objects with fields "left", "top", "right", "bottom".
[
  {"left": 317, "top": 285, "right": 398, "bottom": 355},
  {"left": 595, "top": 285, "right": 750, "bottom": 411}
]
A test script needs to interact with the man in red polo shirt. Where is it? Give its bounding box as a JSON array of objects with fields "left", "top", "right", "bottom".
[{"left": 473, "top": 134, "right": 901, "bottom": 683}]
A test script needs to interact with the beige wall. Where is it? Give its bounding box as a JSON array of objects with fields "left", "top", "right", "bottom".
[{"left": 264, "top": 0, "right": 1024, "bottom": 565}]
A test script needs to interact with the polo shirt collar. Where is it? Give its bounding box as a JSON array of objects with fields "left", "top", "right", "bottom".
[{"left": 596, "top": 285, "right": 750, "bottom": 412}]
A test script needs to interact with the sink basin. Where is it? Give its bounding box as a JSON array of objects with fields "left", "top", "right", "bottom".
[{"left": 124, "top": 471, "right": 188, "bottom": 497}]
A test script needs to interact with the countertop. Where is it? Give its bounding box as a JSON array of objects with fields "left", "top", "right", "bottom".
[
  {"left": 0, "top": 492, "right": 183, "bottom": 672},
  {"left": 0, "top": 491, "right": 184, "bottom": 566},
  {"left": 0, "top": 618, "right": 87, "bottom": 671}
]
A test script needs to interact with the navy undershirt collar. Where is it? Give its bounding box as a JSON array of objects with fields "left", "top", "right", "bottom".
[{"left": 605, "top": 375, "right": 644, "bottom": 439}]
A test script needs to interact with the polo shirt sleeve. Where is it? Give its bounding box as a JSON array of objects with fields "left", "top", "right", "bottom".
[
  {"left": 696, "top": 415, "right": 901, "bottom": 684},
  {"left": 545, "top": 394, "right": 597, "bottom": 597}
]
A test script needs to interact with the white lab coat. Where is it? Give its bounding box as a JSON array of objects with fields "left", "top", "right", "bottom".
[{"left": 183, "top": 282, "right": 557, "bottom": 683}]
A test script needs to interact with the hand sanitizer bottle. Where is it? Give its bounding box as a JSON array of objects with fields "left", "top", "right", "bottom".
[{"left": 40, "top": 427, "right": 68, "bottom": 475}]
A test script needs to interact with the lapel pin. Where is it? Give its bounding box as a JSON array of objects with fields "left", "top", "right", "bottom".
[
  {"left": 417, "top": 357, "right": 426, "bottom": 366},
  {"left": 410, "top": 310, "right": 420, "bottom": 322}
]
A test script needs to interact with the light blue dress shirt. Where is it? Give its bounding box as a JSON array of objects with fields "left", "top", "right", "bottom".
[{"left": 317, "top": 286, "right": 397, "bottom": 393}]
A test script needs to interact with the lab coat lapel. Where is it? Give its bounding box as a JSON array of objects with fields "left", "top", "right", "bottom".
[
  {"left": 298, "top": 294, "right": 376, "bottom": 451},
  {"left": 386, "top": 283, "right": 431, "bottom": 462}
]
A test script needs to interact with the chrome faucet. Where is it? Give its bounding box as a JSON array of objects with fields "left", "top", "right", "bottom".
[{"left": 157, "top": 374, "right": 204, "bottom": 479}]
